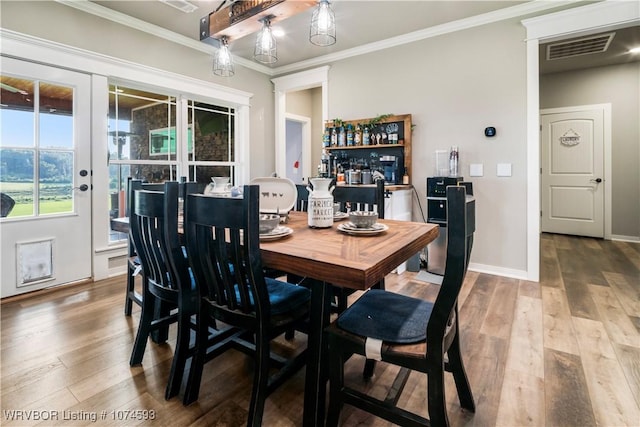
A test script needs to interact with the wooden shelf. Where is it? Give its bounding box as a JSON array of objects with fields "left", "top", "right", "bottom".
[{"left": 324, "top": 114, "right": 412, "bottom": 184}]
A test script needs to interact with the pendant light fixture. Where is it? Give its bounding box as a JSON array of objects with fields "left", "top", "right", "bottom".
[
  {"left": 254, "top": 17, "right": 277, "bottom": 64},
  {"left": 213, "top": 36, "right": 234, "bottom": 77},
  {"left": 309, "top": 0, "right": 336, "bottom": 47}
]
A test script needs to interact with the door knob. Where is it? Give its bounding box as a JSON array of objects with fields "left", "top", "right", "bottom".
[
  {"left": 590, "top": 178, "right": 602, "bottom": 183},
  {"left": 74, "top": 184, "right": 89, "bottom": 192}
]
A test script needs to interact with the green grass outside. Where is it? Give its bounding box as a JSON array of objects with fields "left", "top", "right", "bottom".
[{"left": 1, "top": 182, "right": 74, "bottom": 216}]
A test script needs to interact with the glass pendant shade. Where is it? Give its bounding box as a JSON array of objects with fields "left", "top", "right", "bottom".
[
  {"left": 254, "top": 19, "right": 277, "bottom": 64},
  {"left": 310, "top": 0, "right": 336, "bottom": 46},
  {"left": 213, "top": 37, "right": 234, "bottom": 77}
]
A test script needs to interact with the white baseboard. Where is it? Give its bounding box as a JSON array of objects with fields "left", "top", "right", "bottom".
[
  {"left": 467, "top": 262, "right": 529, "bottom": 281},
  {"left": 610, "top": 234, "right": 640, "bottom": 243}
]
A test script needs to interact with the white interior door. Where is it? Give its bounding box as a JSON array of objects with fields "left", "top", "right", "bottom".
[
  {"left": 1, "top": 57, "right": 92, "bottom": 297},
  {"left": 541, "top": 106, "right": 604, "bottom": 237}
]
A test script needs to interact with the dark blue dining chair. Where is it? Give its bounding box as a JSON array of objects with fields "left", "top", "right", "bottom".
[
  {"left": 326, "top": 185, "right": 476, "bottom": 427},
  {"left": 182, "top": 185, "right": 310, "bottom": 426}
]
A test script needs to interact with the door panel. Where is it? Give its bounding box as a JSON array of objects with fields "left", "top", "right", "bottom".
[
  {"left": 541, "top": 108, "right": 604, "bottom": 237},
  {"left": 1, "top": 57, "right": 92, "bottom": 297}
]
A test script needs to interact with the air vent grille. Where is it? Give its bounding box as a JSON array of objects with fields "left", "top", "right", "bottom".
[
  {"left": 158, "top": 0, "right": 198, "bottom": 13},
  {"left": 547, "top": 32, "right": 615, "bottom": 60}
]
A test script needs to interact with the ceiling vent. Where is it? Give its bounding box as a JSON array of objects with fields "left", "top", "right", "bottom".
[
  {"left": 158, "top": 0, "right": 198, "bottom": 13},
  {"left": 547, "top": 32, "right": 615, "bottom": 60}
]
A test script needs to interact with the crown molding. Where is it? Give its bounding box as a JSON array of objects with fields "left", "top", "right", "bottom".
[
  {"left": 54, "top": 0, "right": 272, "bottom": 75},
  {"left": 55, "top": 0, "right": 586, "bottom": 77},
  {"left": 0, "top": 28, "right": 253, "bottom": 106}
]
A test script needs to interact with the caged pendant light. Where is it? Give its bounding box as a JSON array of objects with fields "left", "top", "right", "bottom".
[
  {"left": 254, "top": 17, "right": 277, "bottom": 64},
  {"left": 309, "top": 0, "right": 336, "bottom": 47},
  {"left": 213, "top": 36, "right": 234, "bottom": 77}
]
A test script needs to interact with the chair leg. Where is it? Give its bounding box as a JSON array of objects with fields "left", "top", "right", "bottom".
[
  {"left": 447, "top": 333, "right": 475, "bottom": 412},
  {"left": 247, "top": 331, "right": 270, "bottom": 427},
  {"left": 151, "top": 299, "right": 170, "bottom": 344},
  {"left": 427, "top": 361, "right": 449, "bottom": 427},
  {"left": 124, "top": 266, "right": 135, "bottom": 316},
  {"left": 183, "top": 312, "right": 207, "bottom": 405},
  {"left": 327, "top": 340, "right": 346, "bottom": 427},
  {"left": 130, "top": 293, "right": 154, "bottom": 365},
  {"left": 165, "top": 310, "right": 192, "bottom": 400}
]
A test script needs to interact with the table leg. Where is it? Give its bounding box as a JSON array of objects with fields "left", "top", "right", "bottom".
[{"left": 303, "top": 280, "right": 331, "bottom": 427}]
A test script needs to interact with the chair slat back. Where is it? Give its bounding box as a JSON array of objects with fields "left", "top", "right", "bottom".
[
  {"left": 295, "top": 184, "right": 310, "bottom": 212},
  {"left": 427, "top": 186, "right": 475, "bottom": 341},
  {"left": 129, "top": 182, "right": 184, "bottom": 293},
  {"left": 184, "top": 185, "right": 269, "bottom": 327},
  {"left": 333, "top": 180, "right": 386, "bottom": 218}
]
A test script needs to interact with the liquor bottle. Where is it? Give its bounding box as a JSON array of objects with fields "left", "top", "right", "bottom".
[
  {"left": 363, "top": 126, "right": 370, "bottom": 145},
  {"left": 322, "top": 127, "right": 330, "bottom": 147},
  {"left": 354, "top": 123, "right": 362, "bottom": 146},
  {"left": 330, "top": 126, "right": 337, "bottom": 147},
  {"left": 346, "top": 124, "right": 354, "bottom": 146}
]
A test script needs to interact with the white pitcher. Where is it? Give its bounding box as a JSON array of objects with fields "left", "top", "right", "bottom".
[{"left": 308, "top": 178, "right": 334, "bottom": 228}]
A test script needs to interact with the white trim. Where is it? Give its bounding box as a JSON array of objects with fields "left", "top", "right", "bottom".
[
  {"left": 522, "top": 0, "right": 640, "bottom": 282},
  {"left": 611, "top": 235, "right": 640, "bottom": 243},
  {"left": 55, "top": 0, "right": 586, "bottom": 77},
  {"left": 468, "top": 263, "right": 529, "bottom": 281},
  {"left": 540, "top": 103, "right": 612, "bottom": 240},
  {"left": 0, "top": 29, "right": 253, "bottom": 107},
  {"left": 272, "top": 67, "right": 329, "bottom": 179}
]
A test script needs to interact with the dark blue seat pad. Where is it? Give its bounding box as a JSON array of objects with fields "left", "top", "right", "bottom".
[
  {"left": 336, "top": 289, "right": 433, "bottom": 343},
  {"left": 234, "top": 278, "right": 311, "bottom": 315}
]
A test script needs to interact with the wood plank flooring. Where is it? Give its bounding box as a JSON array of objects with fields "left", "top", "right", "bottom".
[{"left": 1, "top": 233, "right": 639, "bottom": 426}]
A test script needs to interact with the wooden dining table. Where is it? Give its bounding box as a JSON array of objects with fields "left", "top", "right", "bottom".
[
  {"left": 111, "top": 209, "right": 439, "bottom": 426},
  {"left": 260, "top": 211, "right": 439, "bottom": 426}
]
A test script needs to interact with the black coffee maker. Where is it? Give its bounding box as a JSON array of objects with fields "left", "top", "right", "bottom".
[{"left": 379, "top": 155, "right": 398, "bottom": 184}]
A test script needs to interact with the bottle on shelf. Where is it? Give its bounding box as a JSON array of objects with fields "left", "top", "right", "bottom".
[
  {"left": 331, "top": 125, "right": 338, "bottom": 147},
  {"left": 346, "top": 124, "right": 354, "bottom": 146},
  {"left": 354, "top": 123, "right": 362, "bottom": 146},
  {"left": 322, "top": 127, "right": 330, "bottom": 147},
  {"left": 363, "top": 125, "right": 370, "bottom": 146}
]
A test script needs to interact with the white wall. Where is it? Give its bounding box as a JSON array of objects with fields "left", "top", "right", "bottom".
[
  {"left": 325, "top": 19, "right": 529, "bottom": 275},
  {"left": 540, "top": 62, "right": 640, "bottom": 239}
]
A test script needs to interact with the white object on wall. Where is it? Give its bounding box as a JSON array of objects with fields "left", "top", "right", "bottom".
[{"left": 497, "top": 163, "right": 512, "bottom": 177}]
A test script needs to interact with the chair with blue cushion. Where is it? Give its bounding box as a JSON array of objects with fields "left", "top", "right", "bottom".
[
  {"left": 128, "top": 181, "right": 195, "bottom": 399},
  {"left": 326, "top": 185, "right": 476, "bottom": 427},
  {"left": 182, "top": 185, "right": 310, "bottom": 426}
]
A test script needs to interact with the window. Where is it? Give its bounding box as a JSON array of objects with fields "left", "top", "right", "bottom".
[
  {"left": 1, "top": 76, "right": 75, "bottom": 218},
  {"left": 108, "top": 84, "right": 236, "bottom": 242}
]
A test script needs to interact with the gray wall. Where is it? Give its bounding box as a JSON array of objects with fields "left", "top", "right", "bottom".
[
  {"left": 0, "top": 0, "right": 276, "bottom": 180},
  {"left": 324, "top": 19, "right": 529, "bottom": 272},
  {"left": 540, "top": 62, "right": 640, "bottom": 239}
]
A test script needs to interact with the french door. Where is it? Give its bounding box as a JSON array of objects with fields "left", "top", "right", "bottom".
[{"left": 0, "top": 57, "right": 92, "bottom": 297}]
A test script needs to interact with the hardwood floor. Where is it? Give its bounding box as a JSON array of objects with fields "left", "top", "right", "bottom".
[{"left": 1, "top": 233, "right": 639, "bottom": 426}]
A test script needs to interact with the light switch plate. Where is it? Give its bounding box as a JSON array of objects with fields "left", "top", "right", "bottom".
[
  {"left": 497, "top": 163, "right": 512, "bottom": 177},
  {"left": 469, "top": 163, "right": 483, "bottom": 177}
]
